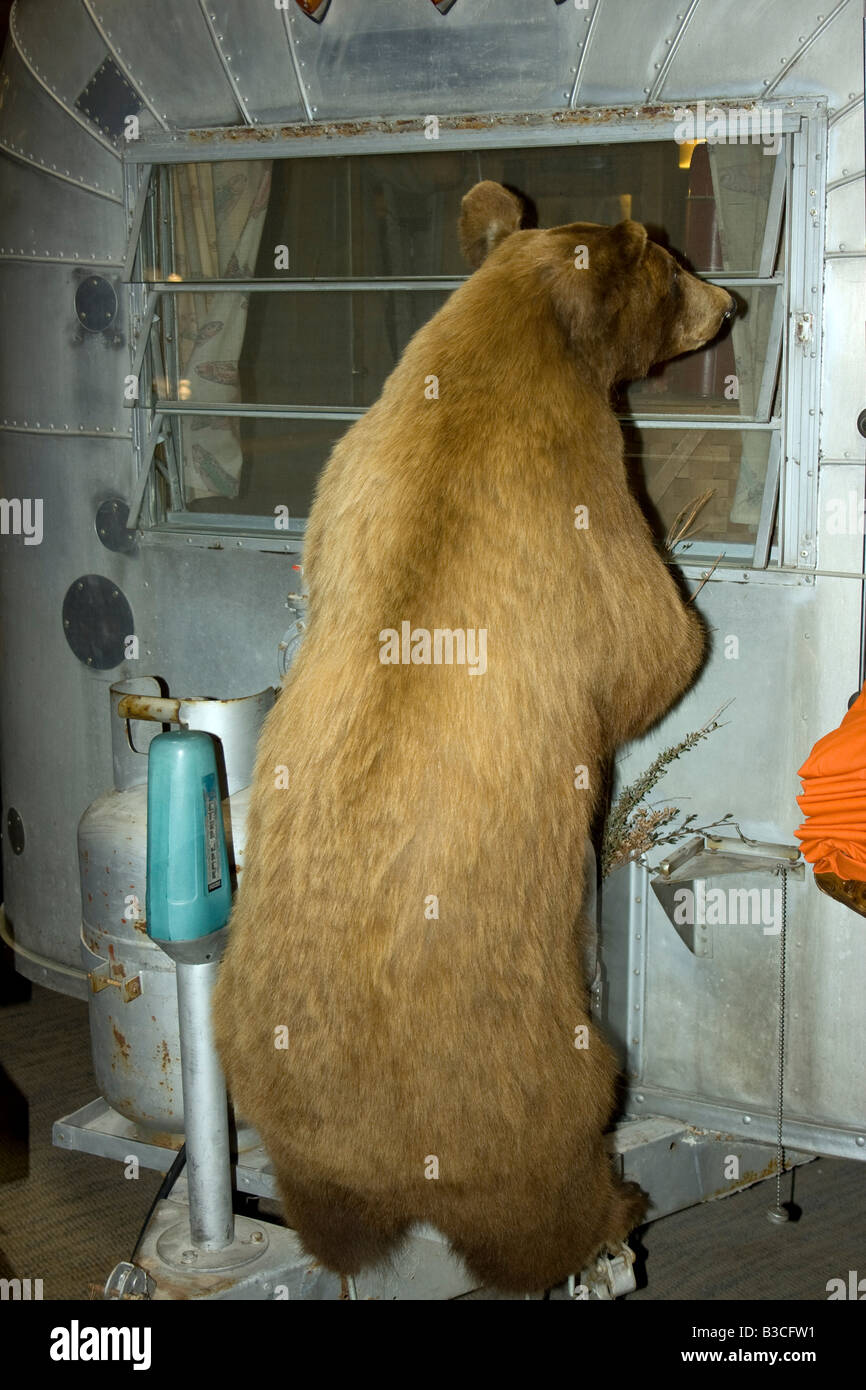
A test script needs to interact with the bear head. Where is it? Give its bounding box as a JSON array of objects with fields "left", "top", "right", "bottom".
[{"left": 458, "top": 180, "right": 736, "bottom": 387}]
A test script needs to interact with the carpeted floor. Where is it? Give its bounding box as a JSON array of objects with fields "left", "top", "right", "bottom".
[{"left": 1, "top": 975, "right": 864, "bottom": 1301}]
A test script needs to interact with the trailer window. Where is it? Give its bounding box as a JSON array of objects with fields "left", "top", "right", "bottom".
[{"left": 128, "top": 127, "right": 794, "bottom": 568}]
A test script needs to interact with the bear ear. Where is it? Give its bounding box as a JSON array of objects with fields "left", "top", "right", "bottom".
[
  {"left": 603, "top": 219, "right": 649, "bottom": 273},
  {"left": 459, "top": 181, "right": 525, "bottom": 270}
]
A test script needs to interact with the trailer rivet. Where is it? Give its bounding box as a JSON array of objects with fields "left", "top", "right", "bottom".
[
  {"left": 743, "top": 1115, "right": 752, "bottom": 1123},
  {"left": 856, "top": 1136, "right": 865, "bottom": 1147}
]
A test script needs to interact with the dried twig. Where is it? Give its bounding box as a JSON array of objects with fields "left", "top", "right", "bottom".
[
  {"left": 665, "top": 489, "right": 715, "bottom": 552},
  {"left": 687, "top": 552, "right": 724, "bottom": 603},
  {"left": 601, "top": 701, "right": 733, "bottom": 877}
]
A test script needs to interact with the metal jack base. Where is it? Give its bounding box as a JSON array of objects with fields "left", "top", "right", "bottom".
[
  {"left": 156, "top": 1215, "right": 270, "bottom": 1274},
  {"left": 128, "top": 1197, "right": 343, "bottom": 1300},
  {"left": 111, "top": 1185, "right": 480, "bottom": 1299}
]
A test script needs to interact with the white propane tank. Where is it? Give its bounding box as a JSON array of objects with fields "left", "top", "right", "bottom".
[{"left": 77, "top": 677, "right": 273, "bottom": 1133}]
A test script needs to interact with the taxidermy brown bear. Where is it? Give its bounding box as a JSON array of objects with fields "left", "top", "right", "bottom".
[{"left": 213, "top": 181, "right": 732, "bottom": 1293}]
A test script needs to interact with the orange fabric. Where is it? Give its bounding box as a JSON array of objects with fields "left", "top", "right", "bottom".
[{"left": 795, "top": 685, "right": 866, "bottom": 881}]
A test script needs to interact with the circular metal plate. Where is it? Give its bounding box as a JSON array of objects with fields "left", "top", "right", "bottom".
[
  {"left": 156, "top": 1216, "right": 269, "bottom": 1273},
  {"left": 7, "top": 808, "right": 25, "bottom": 856},
  {"left": 95, "top": 498, "right": 138, "bottom": 555},
  {"left": 75, "top": 275, "right": 117, "bottom": 332},
  {"left": 62, "top": 575, "right": 134, "bottom": 670}
]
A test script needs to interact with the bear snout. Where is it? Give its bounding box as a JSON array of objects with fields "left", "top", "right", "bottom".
[{"left": 679, "top": 282, "right": 737, "bottom": 354}]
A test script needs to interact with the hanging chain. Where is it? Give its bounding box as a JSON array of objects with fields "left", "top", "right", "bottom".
[{"left": 773, "top": 868, "right": 788, "bottom": 1217}]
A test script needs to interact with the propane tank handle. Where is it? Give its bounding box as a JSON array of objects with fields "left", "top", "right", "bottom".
[{"left": 117, "top": 694, "right": 182, "bottom": 724}]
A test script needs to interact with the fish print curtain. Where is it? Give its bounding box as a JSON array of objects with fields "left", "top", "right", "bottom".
[{"left": 171, "top": 161, "right": 272, "bottom": 502}]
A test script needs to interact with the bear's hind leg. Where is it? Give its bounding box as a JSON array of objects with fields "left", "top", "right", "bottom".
[
  {"left": 444, "top": 1172, "right": 647, "bottom": 1296},
  {"left": 277, "top": 1172, "right": 411, "bottom": 1277}
]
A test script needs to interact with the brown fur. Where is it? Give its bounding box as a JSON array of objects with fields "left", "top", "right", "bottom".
[{"left": 212, "top": 182, "right": 732, "bottom": 1293}]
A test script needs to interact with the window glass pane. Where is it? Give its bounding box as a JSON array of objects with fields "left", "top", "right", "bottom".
[
  {"left": 169, "top": 419, "right": 775, "bottom": 539},
  {"left": 140, "top": 137, "right": 785, "bottom": 525},
  {"left": 175, "top": 415, "right": 348, "bottom": 515},
  {"left": 143, "top": 142, "right": 783, "bottom": 282},
  {"left": 619, "top": 285, "right": 780, "bottom": 420},
  {"left": 624, "top": 426, "right": 773, "bottom": 549},
  {"left": 154, "top": 281, "right": 779, "bottom": 419},
  {"left": 154, "top": 290, "right": 450, "bottom": 408}
]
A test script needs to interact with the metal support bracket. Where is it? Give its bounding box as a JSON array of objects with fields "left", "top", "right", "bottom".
[{"left": 651, "top": 834, "right": 804, "bottom": 957}]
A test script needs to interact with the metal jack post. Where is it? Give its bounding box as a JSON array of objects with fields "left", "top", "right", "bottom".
[{"left": 142, "top": 729, "right": 269, "bottom": 1278}]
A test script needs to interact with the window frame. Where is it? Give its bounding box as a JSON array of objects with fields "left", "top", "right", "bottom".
[{"left": 121, "top": 101, "right": 826, "bottom": 580}]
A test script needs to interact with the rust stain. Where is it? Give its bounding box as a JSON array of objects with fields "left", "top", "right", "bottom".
[
  {"left": 706, "top": 1157, "right": 798, "bottom": 1202},
  {"left": 133, "top": 918, "right": 148, "bottom": 935},
  {"left": 144, "top": 1131, "right": 183, "bottom": 1151},
  {"left": 135, "top": 1263, "right": 237, "bottom": 1301},
  {"left": 187, "top": 104, "right": 695, "bottom": 148},
  {"left": 112, "top": 1023, "right": 130, "bottom": 1064},
  {"left": 107, "top": 943, "right": 126, "bottom": 979},
  {"left": 160, "top": 1039, "right": 172, "bottom": 1074}
]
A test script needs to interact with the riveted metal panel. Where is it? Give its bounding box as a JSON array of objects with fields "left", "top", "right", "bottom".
[
  {"left": 288, "top": 0, "right": 586, "bottom": 120},
  {"left": 0, "top": 435, "right": 135, "bottom": 992},
  {"left": 87, "top": 0, "right": 244, "bottom": 129},
  {"left": 12, "top": 0, "right": 112, "bottom": 118},
  {"left": 573, "top": 0, "right": 692, "bottom": 106},
  {"left": 134, "top": 541, "right": 290, "bottom": 700},
  {"left": 770, "top": 0, "right": 863, "bottom": 108},
  {"left": 0, "top": 153, "right": 123, "bottom": 264},
  {"left": 820, "top": 260, "right": 866, "bottom": 459},
  {"left": 827, "top": 101, "right": 865, "bottom": 183},
  {"left": 0, "top": 264, "right": 128, "bottom": 432},
  {"left": 656, "top": 0, "right": 849, "bottom": 102},
  {"left": 197, "top": 1, "right": 306, "bottom": 126},
  {"left": 826, "top": 179, "right": 866, "bottom": 255},
  {"left": 818, "top": 463, "right": 864, "bottom": 579},
  {"left": 0, "top": 46, "right": 122, "bottom": 203},
  {"left": 603, "top": 567, "right": 864, "bottom": 1150}
]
